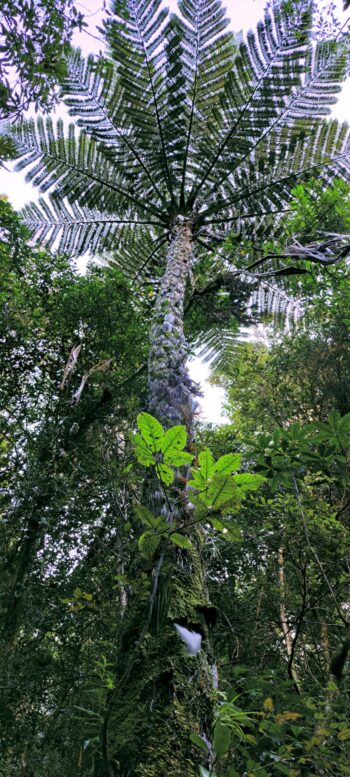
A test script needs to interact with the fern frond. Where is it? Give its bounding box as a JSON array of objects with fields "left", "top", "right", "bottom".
[
  {"left": 175, "top": 0, "right": 237, "bottom": 203},
  {"left": 198, "top": 119, "right": 350, "bottom": 230},
  {"left": 196, "top": 325, "right": 251, "bottom": 370},
  {"left": 246, "top": 277, "right": 303, "bottom": 327},
  {"left": 62, "top": 51, "right": 168, "bottom": 207},
  {"left": 21, "top": 196, "right": 167, "bottom": 271},
  {"left": 10, "top": 0, "right": 350, "bottom": 286},
  {"left": 107, "top": 0, "right": 175, "bottom": 197},
  {"left": 189, "top": 4, "right": 349, "bottom": 211},
  {"left": 12, "top": 117, "right": 164, "bottom": 221},
  {"left": 196, "top": 277, "right": 302, "bottom": 369}
]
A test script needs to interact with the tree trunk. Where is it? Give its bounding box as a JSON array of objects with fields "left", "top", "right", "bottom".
[
  {"left": 148, "top": 217, "right": 198, "bottom": 433},
  {"left": 103, "top": 219, "right": 215, "bottom": 777},
  {"left": 277, "top": 545, "right": 301, "bottom": 692}
]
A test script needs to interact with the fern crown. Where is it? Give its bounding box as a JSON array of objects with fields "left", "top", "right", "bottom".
[{"left": 12, "top": 0, "right": 350, "bottom": 271}]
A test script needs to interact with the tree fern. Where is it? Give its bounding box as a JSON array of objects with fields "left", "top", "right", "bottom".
[
  {"left": 9, "top": 0, "right": 350, "bottom": 372},
  {"left": 6, "top": 3, "right": 350, "bottom": 773}
]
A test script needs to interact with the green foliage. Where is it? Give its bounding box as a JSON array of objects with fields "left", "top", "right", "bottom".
[
  {"left": 287, "top": 178, "right": 350, "bottom": 241},
  {"left": 2, "top": 2, "right": 350, "bottom": 775},
  {"left": 133, "top": 414, "right": 264, "bottom": 518},
  {"left": 202, "top": 261, "right": 350, "bottom": 777},
  {"left": 189, "top": 450, "right": 265, "bottom": 515},
  {"left": 0, "top": 202, "right": 153, "bottom": 775},
  {"left": 134, "top": 412, "right": 194, "bottom": 483},
  {"left": 133, "top": 414, "right": 265, "bottom": 563},
  {"left": 8, "top": 2, "right": 349, "bottom": 285},
  {"left": 0, "top": 0, "right": 86, "bottom": 119}
]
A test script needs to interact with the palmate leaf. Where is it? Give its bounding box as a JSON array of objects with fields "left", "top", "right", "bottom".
[{"left": 137, "top": 412, "right": 164, "bottom": 452}]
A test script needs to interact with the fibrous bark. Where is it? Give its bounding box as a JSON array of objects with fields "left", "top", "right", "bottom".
[
  {"left": 105, "top": 219, "right": 216, "bottom": 777},
  {"left": 148, "top": 217, "right": 199, "bottom": 434}
]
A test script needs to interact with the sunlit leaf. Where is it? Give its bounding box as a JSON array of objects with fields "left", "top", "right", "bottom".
[
  {"left": 213, "top": 453, "right": 241, "bottom": 475},
  {"left": 234, "top": 473, "right": 266, "bottom": 491},
  {"left": 137, "top": 412, "right": 164, "bottom": 453},
  {"left": 165, "top": 450, "right": 194, "bottom": 467},
  {"left": 198, "top": 449, "right": 215, "bottom": 483},
  {"left": 161, "top": 425, "right": 187, "bottom": 457},
  {"left": 134, "top": 433, "right": 155, "bottom": 466},
  {"left": 156, "top": 462, "right": 174, "bottom": 485}
]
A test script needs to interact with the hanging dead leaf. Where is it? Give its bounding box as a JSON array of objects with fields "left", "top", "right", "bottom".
[{"left": 60, "top": 344, "right": 81, "bottom": 390}]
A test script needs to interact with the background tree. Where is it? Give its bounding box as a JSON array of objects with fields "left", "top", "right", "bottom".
[
  {"left": 0, "top": 0, "right": 86, "bottom": 119},
  {"left": 199, "top": 181, "right": 350, "bottom": 776},
  {"left": 0, "top": 199, "right": 152, "bottom": 775}
]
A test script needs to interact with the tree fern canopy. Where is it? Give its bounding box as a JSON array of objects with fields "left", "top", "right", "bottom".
[{"left": 10, "top": 0, "right": 349, "bottom": 270}]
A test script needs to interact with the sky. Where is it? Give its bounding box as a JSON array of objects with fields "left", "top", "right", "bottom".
[{"left": 1, "top": 0, "right": 349, "bottom": 424}]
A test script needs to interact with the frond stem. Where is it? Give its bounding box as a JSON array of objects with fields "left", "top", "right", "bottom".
[{"left": 133, "top": 2, "right": 175, "bottom": 204}]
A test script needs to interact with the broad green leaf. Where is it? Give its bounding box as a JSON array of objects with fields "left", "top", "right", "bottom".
[
  {"left": 134, "top": 433, "right": 154, "bottom": 466},
  {"left": 138, "top": 531, "right": 160, "bottom": 559},
  {"left": 206, "top": 474, "right": 238, "bottom": 509},
  {"left": 234, "top": 473, "right": 266, "bottom": 491},
  {"left": 134, "top": 504, "right": 158, "bottom": 528},
  {"left": 328, "top": 409, "right": 341, "bottom": 431},
  {"left": 339, "top": 412, "right": 350, "bottom": 435},
  {"left": 189, "top": 496, "right": 209, "bottom": 519},
  {"left": 161, "top": 425, "right": 187, "bottom": 456},
  {"left": 156, "top": 462, "right": 174, "bottom": 485},
  {"left": 213, "top": 721, "right": 231, "bottom": 757},
  {"left": 189, "top": 733, "right": 209, "bottom": 752},
  {"left": 199, "top": 768, "right": 210, "bottom": 777},
  {"left": 169, "top": 533, "right": 193, "bottom": 549},
  {"left": 198, "top": 449, "right": 214, "bottom": 483},
  {"left": 213, "top": 453, "right": 241, "bottom": 475},
  {"left": 338, "top": 728, "right": 350, "bottom": 741},
  {"left": 165, "top": 450, "right": 194, "bottom": 467},
  {"left": 137, "top": 412, "right": 164, "bottom": 453},
  {"left": 188, "top": 470, "right": 207, "bottom": 490}
]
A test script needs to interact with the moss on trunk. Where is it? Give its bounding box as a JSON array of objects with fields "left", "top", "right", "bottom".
[
  {"left": 105, "top": 220, "right": 215, "bottom": 776},
  {"left": 109, "top": 535, "right": 214, "bottom": 777}
]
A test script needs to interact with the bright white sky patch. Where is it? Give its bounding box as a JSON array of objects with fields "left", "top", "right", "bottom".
[{"left": 189, "top": 356, "right": 227, "bottom": 425}]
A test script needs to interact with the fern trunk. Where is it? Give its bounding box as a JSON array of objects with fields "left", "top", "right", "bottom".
[
  {"left": 103, "top": 220, "right": 215, "bottom": 777},
  {"left": 148, "top": 217, "right": 198, "bottom": 432}
]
